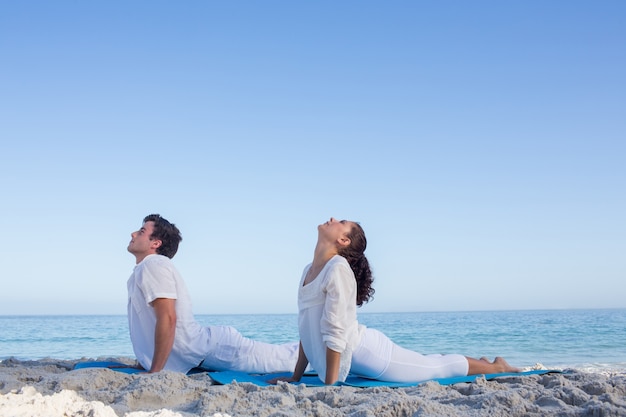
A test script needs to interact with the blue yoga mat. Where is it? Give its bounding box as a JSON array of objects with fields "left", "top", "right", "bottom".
[
  {"left": 207, "top": 369, "right": 560, "bottom": 387},
  {"left": 73, "top": 361, "right": 560, "bottom": 387},
  {"left": 72, "top": 361, "right": 207, "bottom": 375},
  {"left": 73, "top": 361, "right": 145, "bottom": 374}
]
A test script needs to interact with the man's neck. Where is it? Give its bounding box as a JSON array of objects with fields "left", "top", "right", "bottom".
[{"left": 135, "top": 252, "right": 156, "bottom": 264}]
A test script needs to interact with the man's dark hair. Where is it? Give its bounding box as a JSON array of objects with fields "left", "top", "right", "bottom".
[{"left": 143, "top": 214, "right": 182, "bottom": 259}]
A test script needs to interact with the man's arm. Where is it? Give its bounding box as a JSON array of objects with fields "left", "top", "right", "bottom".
[{"left": 149, "top": 298, "right": 177, "bottom": 373}]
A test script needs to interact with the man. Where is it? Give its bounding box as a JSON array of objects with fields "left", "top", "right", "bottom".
[{"left": 127, "top": 213, "right": 299, "bottom": 373}]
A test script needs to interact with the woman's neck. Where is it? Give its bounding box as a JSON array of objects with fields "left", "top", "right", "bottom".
[
  {"left": 312, "top": 241, "right": 338, "bottom": 269},
  {"left": 303, "top": 242, "right": 338, "bottom": 286}
]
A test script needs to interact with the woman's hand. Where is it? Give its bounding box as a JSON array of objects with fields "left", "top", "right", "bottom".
[
  {"left": 269, "top": 342, "right": 308, "bottom": 385},
  {"left": 267, "top": 375, "right": 300, "bottom": 384}
]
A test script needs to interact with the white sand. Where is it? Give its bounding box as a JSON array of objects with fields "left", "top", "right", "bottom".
[{"left": 1, "top": 357, "right": 625, "bottom": 417}]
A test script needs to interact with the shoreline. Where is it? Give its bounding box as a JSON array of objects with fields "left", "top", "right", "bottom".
[{"left": 1, "top": 358, "right": 625, "bottom": 416}]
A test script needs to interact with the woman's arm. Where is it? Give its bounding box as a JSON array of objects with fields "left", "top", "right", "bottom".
[
  {"left": 325, "top": 347, "right": 341, "bottom": 385},
  {"left": 269, "top": 342, "right": 309, "bottom": 384},
  {"left": 320, "top": 262, "right": 357, "bottom": 382},
  {"left": 291, "top": 342, "right": 309, "bottom": 381}
]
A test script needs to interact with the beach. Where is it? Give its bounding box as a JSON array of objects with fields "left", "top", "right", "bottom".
[{"left": 1, "top": 358, "right": 625, "bottom": 417}]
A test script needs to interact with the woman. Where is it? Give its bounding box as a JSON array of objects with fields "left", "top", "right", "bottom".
[{"left": 272, "top": 217, "right": 520, "bottom": 385}]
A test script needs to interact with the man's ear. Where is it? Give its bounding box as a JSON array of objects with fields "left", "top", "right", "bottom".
[{"left": 151, "top": 239, "right": 163, "bottom": 250}]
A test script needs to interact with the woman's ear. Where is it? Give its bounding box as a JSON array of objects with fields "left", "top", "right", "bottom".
[{"left": 337, "top": 236, "right": 351, "bottom": 247}]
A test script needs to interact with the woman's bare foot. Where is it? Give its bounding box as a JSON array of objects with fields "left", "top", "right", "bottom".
[{"left": 466, "top": 356, "right": 521, "bottom": 375}]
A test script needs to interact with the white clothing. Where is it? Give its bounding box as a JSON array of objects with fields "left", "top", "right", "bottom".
[
  {"left": 297, "top": 255, "right": 469, "bottom": 384},
  {"left": 351, "top": 328, "right": 469, "bottom": 383},
  {"left": 298, "top": 255, "right": 365, "bottom": 383},
  {"left": 128, "top": 254, "right": 298, "bottom": 373},
  {"left": 128, "top": 254, "right": 209, "bottom": 373},
  {"left": 200, "top": 325, "right": 299, "bottom": 373}
]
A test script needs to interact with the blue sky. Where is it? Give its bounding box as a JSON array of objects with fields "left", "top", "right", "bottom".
[{"left": 1, "top": 1, "right": 624, "bottom": 315}]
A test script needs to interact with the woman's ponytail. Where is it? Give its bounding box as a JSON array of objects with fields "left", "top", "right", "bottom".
[{"left": 339, "top": 223, "right": 375, "bottom": 306}]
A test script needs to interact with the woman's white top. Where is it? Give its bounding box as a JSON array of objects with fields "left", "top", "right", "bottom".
[{"left": 298, "top": 255, "right": 365, "bottom": 383}]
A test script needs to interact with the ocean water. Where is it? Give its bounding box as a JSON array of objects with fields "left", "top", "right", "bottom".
[{"left": 1, "top": 309, "right": 625, "bottom": 373}]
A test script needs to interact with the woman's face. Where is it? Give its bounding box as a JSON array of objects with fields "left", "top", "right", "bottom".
[{"left": 318, "top": 217, "right": 353, "bottom": 246}]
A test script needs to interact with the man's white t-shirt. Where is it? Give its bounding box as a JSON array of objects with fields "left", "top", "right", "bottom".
[{"left": 127, "top": 254, "right": 210, "bottom": 373}]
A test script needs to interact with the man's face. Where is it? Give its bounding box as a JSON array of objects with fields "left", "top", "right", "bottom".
[{"left": 127, "top": 221, "right": 160, "bottom": 258}]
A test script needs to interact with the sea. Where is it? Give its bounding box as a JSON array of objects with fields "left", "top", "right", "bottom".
[{"left": 1, "top": 309, "right": 625, "bottom": 373}]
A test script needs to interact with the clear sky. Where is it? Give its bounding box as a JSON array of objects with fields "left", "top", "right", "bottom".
[{"left": 1, "top": 1, "right": 624, "bottom": 316}]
